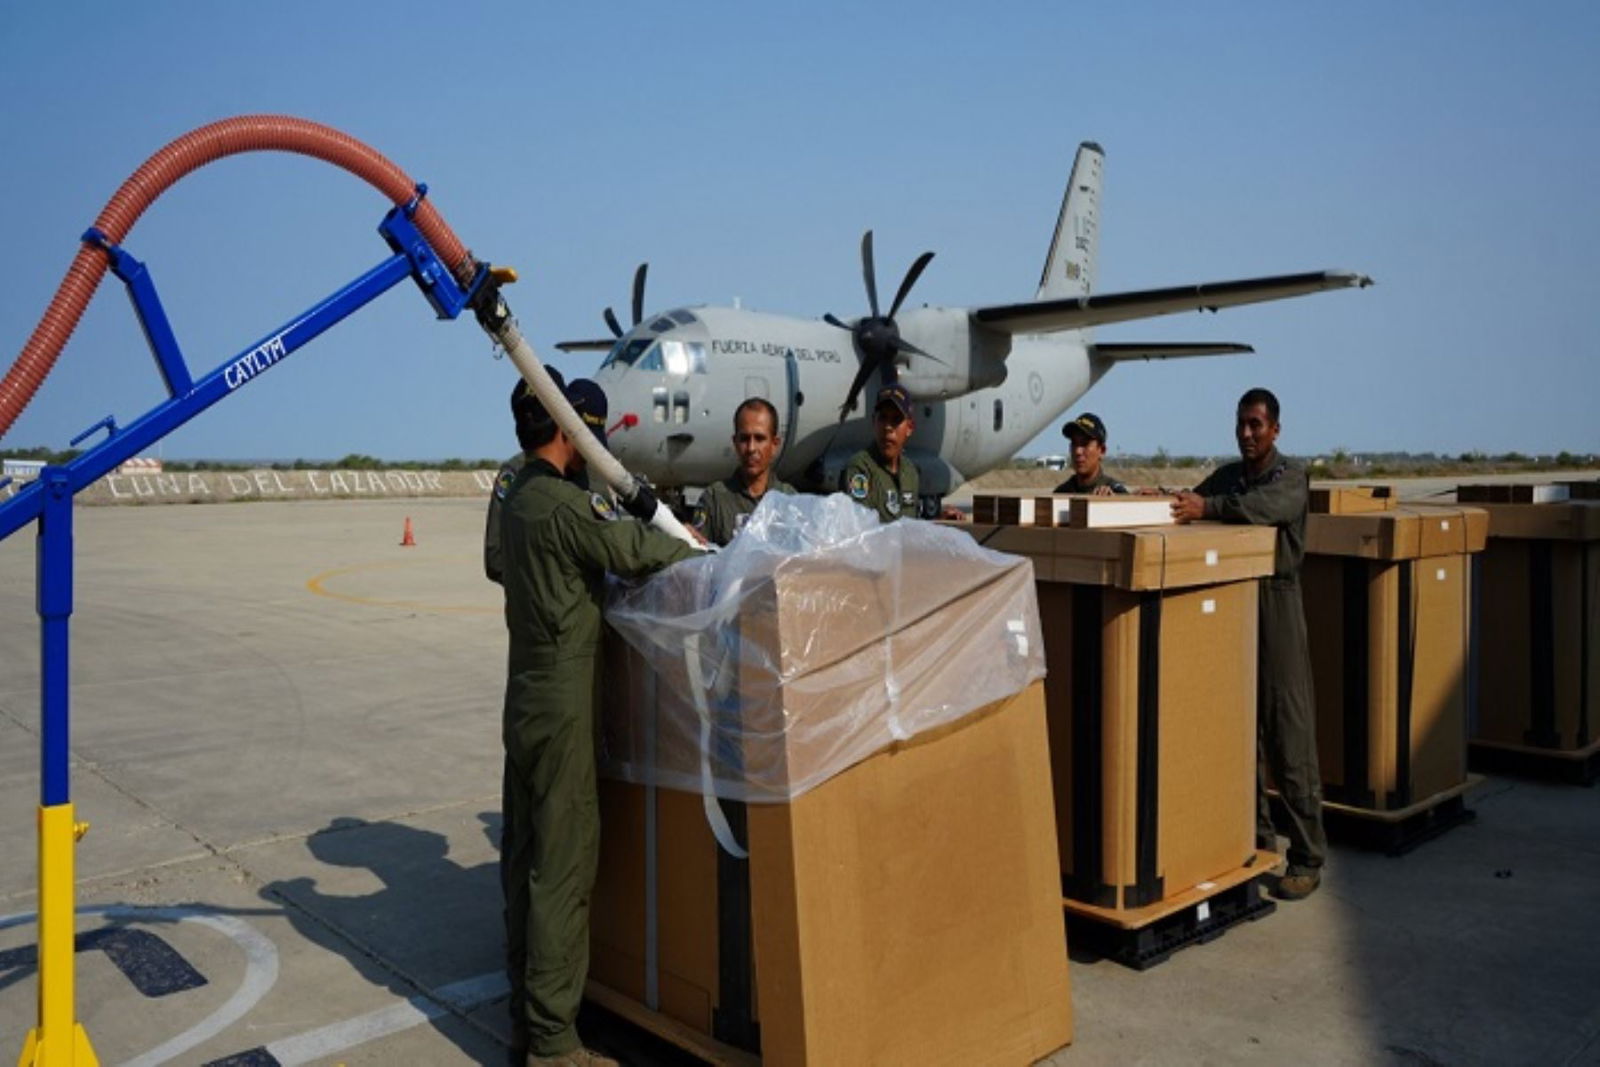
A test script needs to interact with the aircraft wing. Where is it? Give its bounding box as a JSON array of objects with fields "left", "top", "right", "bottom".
[
  {"left": 554, "top": 339, "right": 616, "bottom": 353},
  {"left": 972, "top": 270, "right": 1371, "bottom": 334},
  {"left": 1090, "top": 342, "right": 1254, "bottom": 361}
]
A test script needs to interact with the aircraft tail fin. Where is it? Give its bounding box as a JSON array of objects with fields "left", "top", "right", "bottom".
[{"left": 1035, "top": 142, "right": 1103, "bottom": 302}]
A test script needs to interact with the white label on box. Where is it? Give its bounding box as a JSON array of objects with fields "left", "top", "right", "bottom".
[
  {"left": 1205, "top": 549, "right": 1219, "bottom": 566},
  {"left": 1437, "top": 567, "right": 1447, "bottom": 581},
  {"left": 1197, "top": 901, "right": 1211, "bottom": 923},
  {"left": 1440, "top": 520, "right": 1450, "bottom": 531},
  {"left": 1202, "top": 599, "right": 1216, "bottom": 614},
  {"left": 1196, "top": 881, "right": 1216, "bottom": 891}
]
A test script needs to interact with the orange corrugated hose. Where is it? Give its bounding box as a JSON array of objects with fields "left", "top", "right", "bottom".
[{"left": 0, "top": 114, "right": 476, "bottom": 439}]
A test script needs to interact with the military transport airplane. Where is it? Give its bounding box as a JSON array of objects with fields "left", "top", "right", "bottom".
[{"left": 557, "top": 142, "right": 1370, "bottom": 514}]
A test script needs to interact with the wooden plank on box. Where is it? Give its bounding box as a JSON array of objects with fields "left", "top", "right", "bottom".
[
  {"left": 585, "top": 980, "right": 761, "bottom": 1067},
  {"left": 1067, "top": 496, "right": 1175, "bottom": 529}
]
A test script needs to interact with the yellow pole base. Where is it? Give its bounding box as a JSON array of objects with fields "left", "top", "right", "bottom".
[
  {"left": 18, "top": 1022, "right": 97, "bottom": 1067},
  {"left": 23, "top": 804, "right": 98, "bottom": 1066}
]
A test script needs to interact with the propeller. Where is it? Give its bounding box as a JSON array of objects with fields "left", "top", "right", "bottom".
[
  {"left": 556, "top": 263, "right": 649, "bottom": 353},
  {"left": 823, "top": 231, "right": 939, "bottom": 421}
]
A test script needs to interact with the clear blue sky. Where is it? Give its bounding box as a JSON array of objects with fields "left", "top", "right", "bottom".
[{"left": 1, "top": 2, "right": 1595, "bottom": 462}]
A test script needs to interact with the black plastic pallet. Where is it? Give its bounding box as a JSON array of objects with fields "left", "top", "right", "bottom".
[
  {"left": 1066, "top": 876, "right": 1276, "bottom": 971},
  {"left": 1469, "top": 741, "right": 1600, "bottom": 786},
  {"left": 1323, "top": 794, "right": 1477, "bottom": 856}
]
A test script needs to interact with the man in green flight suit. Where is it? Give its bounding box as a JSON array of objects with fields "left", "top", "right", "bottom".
[
  {"left": 498, "top": 373, "right": 699, "bottom": 1064},
  {"left": 1053, "top": 412, "right": 1129, "bottom": 495},
  {"left": 1170, "top": 387, "right": 1327, "bottom": 900},
  {"left": 694, "top": 396, "right": 796, "bottom": 546},
  {"left": 840, "top": 383, "right": 920, "bottom": 522}
]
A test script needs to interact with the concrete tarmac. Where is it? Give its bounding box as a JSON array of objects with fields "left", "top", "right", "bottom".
[{"left": 1, "top": 499, "right": 1597, "bottom": 1065}]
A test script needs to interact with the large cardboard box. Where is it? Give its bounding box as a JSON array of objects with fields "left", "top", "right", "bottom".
[
  {"left": 590, "top": 678, "right": 1072, "bottom": 1066},
  {"left": 959, "top": 522, "right": 1275, "bottom": 915},
  {"left": 1310, "top": 485, "right": 1395, "bottom": 515},
  {"left": 1469, "top": 502, "right": 1600, "bottom": 752},
  {"left": 1302, "top": 507, "right": 1485, "bottom": 810}
]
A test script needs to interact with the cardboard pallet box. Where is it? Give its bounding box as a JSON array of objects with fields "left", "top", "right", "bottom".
[
  {"left": 1302, "top": 504, "right": 1489, "bottom": 817},
  {"left": 956, "top": 520, "right": 1277, "bottom": 925},
  {"left": 1464, "top": 499, "right": 1600, "bottom": 779},
  {"left": 592, "top": 501, "right": 1072, "bottom": 1066}
]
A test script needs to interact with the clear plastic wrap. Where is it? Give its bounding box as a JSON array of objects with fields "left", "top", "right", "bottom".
[{"left": 602, "top": 492, "right": 1045, "bottom": 803}]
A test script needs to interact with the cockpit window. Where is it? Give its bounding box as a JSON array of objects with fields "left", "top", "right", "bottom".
[
  {"left": 649, "top": 317, "right": 676, "bottom": 333},
  {"left": 601, "top": 337, "right": 653, "bottom": 369},
  {"left": 668, "top": 309, "right": 697, "bottom": 326},
  {"left": 634, "top": 340, "right": 705, "bottom": 375}
]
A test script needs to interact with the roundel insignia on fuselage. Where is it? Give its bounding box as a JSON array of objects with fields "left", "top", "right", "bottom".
[{"left": 848, "top": 472, "right": 869, "bottom": 500}]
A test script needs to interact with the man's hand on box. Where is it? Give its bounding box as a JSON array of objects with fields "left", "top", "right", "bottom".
[{"left": 1170, "top": 490, "right": 1206, "bottom": 524}]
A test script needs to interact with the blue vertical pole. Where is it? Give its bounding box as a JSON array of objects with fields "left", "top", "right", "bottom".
[
  {"left": 22, "top": 468, "right": 98, "bottom": 1065},
  {"left": 38, "top": 469, "right": 72, "bottom": 808}
]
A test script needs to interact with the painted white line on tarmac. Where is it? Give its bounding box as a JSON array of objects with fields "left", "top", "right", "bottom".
[
  {"left": 264, "top": 971, "right": 508, "bottom": 1065},
  {"left": 0, "top": 904, "right": 279, "bottom": 1067}
]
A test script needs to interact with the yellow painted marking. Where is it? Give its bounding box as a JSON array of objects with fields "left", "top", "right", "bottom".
[{"left": 305, "top": 555, "right": 498, "bottom": 615}]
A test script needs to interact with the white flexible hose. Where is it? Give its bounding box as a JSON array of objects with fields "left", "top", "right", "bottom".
[{"left": 487, "top": 315, "right": 702, "bottom": 548}]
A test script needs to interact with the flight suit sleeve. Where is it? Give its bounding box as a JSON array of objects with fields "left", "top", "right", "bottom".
[
  {"left": 560, "top": 506, "right": 699, "bottom": 580},
  {"left": 1202, "top": 467, "right": 1307, "bottom": 526},
  {"left": 484, "top": 493, "right": 503, "bottom": 585}
]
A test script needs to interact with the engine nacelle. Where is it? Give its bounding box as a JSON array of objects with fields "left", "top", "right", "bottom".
[{"left": 892, "top": 307, "right": 1009, "bottom": 401}]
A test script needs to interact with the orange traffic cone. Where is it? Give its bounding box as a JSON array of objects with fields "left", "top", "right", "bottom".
[{"left": 400, "top": 516, "right": 416, "bottom": 547}]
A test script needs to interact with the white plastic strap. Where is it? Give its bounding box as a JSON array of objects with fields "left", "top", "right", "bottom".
[{"left": 684, "top": 632, "right": 749, "bottom": 858}]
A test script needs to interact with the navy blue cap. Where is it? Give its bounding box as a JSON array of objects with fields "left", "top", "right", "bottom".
[
  {"left": 511, "top": 368, "right": 568, "bottom": 425},
  {"left": 874, "top": 383, "right": 914, "bottom": 419},
  {"left": 1063, "top": 411, "right": 1107, "bottom": 444},
  {"left": 567, "top": 378, "right": 609, "bottom": 447}
]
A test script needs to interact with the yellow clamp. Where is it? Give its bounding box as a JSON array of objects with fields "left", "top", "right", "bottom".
[
  {"left": 489, "top": 265, "right": 518, "bottom": 285},
  {"left": 73, "top": 821, "right": 90, "bottom": 841}
]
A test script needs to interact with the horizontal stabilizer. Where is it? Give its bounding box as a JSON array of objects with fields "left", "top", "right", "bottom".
[
  {"left": 974, "top": 270, "right": 1372, "bottom": 335},
  {"left": 555, "top": 338, "right": 615, "bottom": 353},
  {"left": 1090, "top": 342, "right": 1254, "bottom": 362}
]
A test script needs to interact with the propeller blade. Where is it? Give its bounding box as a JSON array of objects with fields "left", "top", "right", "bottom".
[
  {"left": 888, "top": 251, "right": 935, "bottom": 318},
  {"left": 895, "top": 336, "right": 947, "bottom": 366},
  {"left": 631, "top": 263, "right": 648, "bottom": 327},
  {"left": 860, "top": 230, "right": 880, "bottom": 318},
  {"left": 823, "top": 313, "right": 853, "bottom": 331},
  {"left": 603, "top": 307, "right": 624, "bottom": 338},
  {"left": 838, "top": 358, "right": 882, "bottom": 422}
]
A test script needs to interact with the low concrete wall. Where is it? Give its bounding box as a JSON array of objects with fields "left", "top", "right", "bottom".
[{"left": 0, "top": 469, "right": 499, "bottom": 506}]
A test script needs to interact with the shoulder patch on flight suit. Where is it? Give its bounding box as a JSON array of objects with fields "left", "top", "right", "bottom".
[
  {"left": 494, "top": 467, "right": 516, "bottom": 501},
  {"left": 848, "top": 472, "right": 869, "bottom": 500},
  {"left": 590, "top": 492, "right": 618, "bottom": 520}
]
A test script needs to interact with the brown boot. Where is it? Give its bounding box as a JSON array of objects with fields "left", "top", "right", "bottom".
[
  {"left": 1274, "top": 865, "right": 1321, "bottom": 900},
  {"left": 527, "top": 1049, "right": 620, "bottom": 1067}
]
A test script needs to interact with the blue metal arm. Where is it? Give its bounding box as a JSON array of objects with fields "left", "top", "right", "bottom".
[{"left": 0, "top": 204, "right": 482, "bottom": 542}]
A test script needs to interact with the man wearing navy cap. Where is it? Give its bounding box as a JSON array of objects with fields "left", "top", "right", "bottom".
[
  {"left": 840, "top": 383, "right": 920, "bottom": 522},
  {"left": 1054, "top": 412, "right": 1128, "bottom": 495},
  {"left": 493, "top": 372, "right": 696, "bottom": 1064}
]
